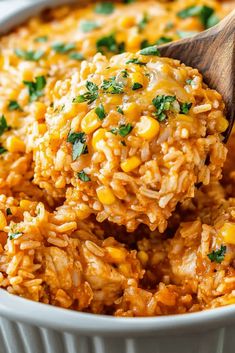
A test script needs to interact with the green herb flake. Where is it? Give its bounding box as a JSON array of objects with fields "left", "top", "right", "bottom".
[
  {"left": 132, "top": 82, "right": 143, "bottom": 91},
  {"left": 9, "top": 232, "right": 23, "bottom": 240},
  {"left": 77, "top": 170, "right": 91, "bottom": 182},
  {"left": 156, "top": 37, "right": 173, "bottom": 45},
  {"left": 0, "top": 146, "right": 7, "bottom": 155},
  {"left": 8, "top": 100, "right": 23, "bottom": 112},
  {"left": 6, "top": 208, "right": 12, "bottom": 216},
  {"left": 94, "top": 2, "right": 115, "bottom": 15},
  {"left": 152, "top": 95, "right": 176, "bottom": 122},
  {"left": 165, "top": 21, "right": 174, "bottom": 31},
  {"left": 123, "top": 0, "right": 135, "bottom": 3},
  {"left": 180, "top": 102, "right": 192, "bottom": 114},
  {"left": 15, "top": 49, "right": 44, "bottom": 62},
  {"left": 177, "top": 5, "right": 214, "bottom": 28},
  {"left": 186, "top": 79, "right": 193, "bottom": 85},
  {"left": 80, "top": 20, "right": 100, "bottom": 33},
  {"left": 95, "top": 104, "right": 106, "bottom": 120},
  {"left": 0, "top": 115, "right": 10, "bottom": 136},
  {"left": 73, "top": 81, "right": 99, "bottom": 104},
  {"left": 206, "top": 14, "right": 219, "bottom": 28},
  {"left": 101, "top": 77, "right": 124, "bottom": 94},
  {"left": 69, "top": 52, "right": 84, "bottom": 61},
  {"left": 52, "top": 42, "right": 76, "bottom": 54},
  {"left": 207, "top": 245, "right": 226, "bottom": 264},
  {"left": 126, "top": 58, "right": 146, "bottom": 66},
  {"left": 117, "top": 106, "right": 124, "bottom": 115},
  {"left": 67, "top": 131, "right": 88, "bottom": 161},
  {"left": 121, "top": 69, "right": 129, "bottom": 78},
  {"left": 23, "top": 76, "right": 46, "bottom": 102},
  {"left": 139, "top": 45, "right": 160, "bottom": 56},
  {"left": 141, "top": 39, "right": 151, "bottom": 49},
  {"left": 138, "top": 13, "right": 149, "bottom": 32},
  {"left": 34, "top": 35, "right": 48, "bottom": 43},
  {"left": 118, "top": 123, "right": 133, "bottom": 137},
  {"left": 96, "top": 34, "right": 125, "bottom": 54}
]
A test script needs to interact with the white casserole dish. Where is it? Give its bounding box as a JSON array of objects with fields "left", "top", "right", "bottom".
[{"left": 0, "top": 1, "right": 235, "bottom": 352}]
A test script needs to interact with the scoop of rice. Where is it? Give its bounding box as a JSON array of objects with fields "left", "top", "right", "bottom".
[{"left": 29, "top": 51, "right": 227, "bottom": 231}]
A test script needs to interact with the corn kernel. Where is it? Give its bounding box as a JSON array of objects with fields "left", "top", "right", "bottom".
[
  {"left": 138, "top": 250, "right": 149, "bottom": 266},
  {"left": 135, "top": 116, "right": 160, "bottom": 140},
  {"left": 118, "top": 15, "right": 135, "bottom": 28},
  {"left": 20, "top": 200, "right": 32, "bottom": 211},
  {"left": 81, "top": 109, "right": 101, "bottom": 134},
  {"left": 219, "top": 222, "right": 235, "bottom": 244},
  {"left": 106, "top": 247, "right": 126, "bottom": 263},
  {"left": 121, "top": 156, "right": 141, "bottom": 173},
  {"left": 32, "top": 102, "right": 46, "bottom": 121},
  {"left": 127, "top": 33, "right": 141, "bottom": 50},
  {"left": 123, "top": 102, "right": 141, "bottom": 121},
  {"left": 76, "top": 204, "right": 92, "bottom": 220},
  {"left": 97, "top": 186, "right": 116, "bottom": 205},
  {"left": 0, "top": 211, "right": 7, "bottom": 231},
  {"left": 6, "top": 136, "right": 25, "bottom": 153},
  {"left": 92, "top": 128, "right": 107, "bottom": 151},
  {"left": 130, "top": 72, "right": 144, "bottom": 89},
  {"left": 21, "top": 69, "right": 34, "bottom": 82},
  {"left": 38, "top": 123, "right": 47, "bottom": 135},
  {"left": 216, "top": 116, "right": 229, "bottom": 133}
]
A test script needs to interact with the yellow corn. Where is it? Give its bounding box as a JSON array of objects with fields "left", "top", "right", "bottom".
[
  {"left": 0, "top": 211, "right": 7, "bottom": 231},
  {"left": 20, "top": 200, "right": 32, "bottom": 211},
  {"left": 38, "top": 123, "right": 47, "bottom": 135},
  {"left": 130, "top": 72, "right": 144, "bottom": 89},
  {"left": 106, "top": 247, "right": 126, "bottom": 263},
  {"left": 121, "top": 156, "right": 141, "bottom": 173},
  {"left": 92, "top": 128, "right": 107, "bottom": 151},
  {"left": 216, "top": 116, "right": 229, "bottom": 133},
  {"left": 219, "top": 222, "right": 235, "bottom": 244},
  {"left": 118, "top": 15, "right": 135, "bottom": 28},
  {"left": 135, "top": 116, "right": 160, "bottom": 140},
  {"left": 21, "top": 69, "right": 34, "bottom": 82},
  {"left": 81, "top": 109, "right": 101, "bottom": 134},
  {"left": 32, "top": 102, "right": 47, "bottom": 121},
  {"left": 138, "top": 250, "right": 149, "bottom": 266},
  {"left": 76, "top": 204, "right": 92, "bottom": 220},
  {"left": 123, "top": 102, "right": 141, "bottom": 121},
  {"left": 97, "top": 186, "right": 116, "bottom": 205},
  {"left": 6, "top": 136, "right": 25, "bottom": 153},
  {"left": 127, "top": 33, "right": 141, "bottom": 50}
]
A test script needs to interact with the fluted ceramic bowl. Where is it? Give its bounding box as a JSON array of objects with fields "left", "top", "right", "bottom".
[{"left": 0, "top": 1, "right": 235, "bottom": 353}]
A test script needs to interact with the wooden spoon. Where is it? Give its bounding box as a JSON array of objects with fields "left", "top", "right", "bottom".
[{"left": 158, "top": 9, "right": 235, "bottom": 142}]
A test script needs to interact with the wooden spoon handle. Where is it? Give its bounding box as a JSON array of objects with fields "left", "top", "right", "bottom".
[{"left": 159, "top": 9, "right": 235, "bottom": 141}]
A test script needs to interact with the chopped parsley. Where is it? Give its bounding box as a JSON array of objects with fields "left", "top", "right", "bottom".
[
  {"left": 156, "top": 37, "right": 173, "bottom": 45},
  {"left": 206, "top": 14, "right": 219, "bottom": 28},
  {"left": 8, "top": 100, "right": 22, "bottom": 112},
  {"left": 77, "top": 170, "right": 91, "bottom": 182},
  {"left": 207, "top": 245, "right": 226, "bottom": 264},
  {"left": 34, "top": 35, "right": 48, "bottom": 43},
  {"left": 186, "top": 79, "right": 193, "bottom": 85},
  {"left": 73, "top": 81, "right": 98, "bottom": 104},
  {"left": 80, "top": 20, "right": 100, "bottom": 33},
  {"left": 96, "top": 34, "right": 125, "bottom": 54},
  {"left": 138, "top": 13, "right": 149, "bottom": 32},
  {"left": 180, "top": 102, "right": 192, "bottom": 114},
  {"left": 52, "top": 42, "right": 76, "bottom": 53},
  {"left": 95, "top": 104, "right": 106, "bottom": 120},
  {"left": 6, "top": 208, "right": 12, "bottom": 216},
  {"left": 15, "top": 49, "right": 44, "bottom": 61},
  {"left": 23, "top": 76, "right": 46, "bottom": 102},
  {"left": 69, "top": 52, "right": 84, "bottom": 61},
  {"left": 101, "top": 77, "right": 124, "bottom": 94},
  {"left": 67, "top": 132, "right": 88, "bottom": 161},
  {"left": 121, "top": 69, "right": 129, "bottom": 78},
  {"left": 111, "top": 124, "right": 133, "bottom": 137},
  {"left": 94, "top": 2, "right": 115, "bottom": 15},
  {"left": 140, "top": 39, "right": 151, "bottom": 49},
  {"left": 177, "top": 5, "right": 215, "bottom": 29},
  {"left": 152, "top": 95, "right": 176, "bottom": 121},
  {"left": 0, "top": 146, "right": 7, "bottom": 155},
  {"left": 117, "top": 106, "right": 124, "bottom": 115},
  {"left": 0, "top": 115, "right": 10, "bottom": 136},
  {"left": 126, "top": 58, "right": 146, "bottom": 66},
  {"left": 123, "top": 0, "right": 135, "bottom": 3},
  {"left": 139, "top": 45, "right": 160, "bottom": 56},
  {"left": 132, "top": 82, "right": 143, "bottom": 91},
  {"left": 165, "top": 21, "right": 174, "bottom": 30},
  {"left": 9, "top": 232, "right": 23, "bottom": 240}
]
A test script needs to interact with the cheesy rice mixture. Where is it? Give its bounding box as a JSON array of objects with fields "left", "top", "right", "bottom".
[{"left": 0, "top": 0, "right": 235, "bottom": 316}]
